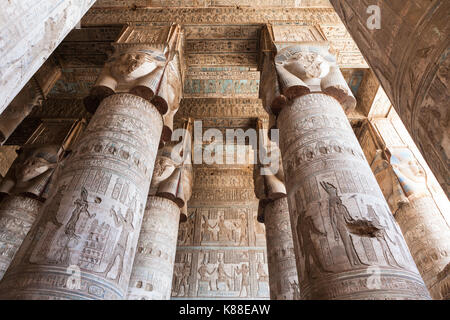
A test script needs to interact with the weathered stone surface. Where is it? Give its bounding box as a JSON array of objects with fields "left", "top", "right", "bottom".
[
  {"left": 330, "top": 0, "right": 450, "bottom": 198},
  {"left": 0, "top": 93, "right": 162, "bottom": 299},
  {"left": 0, "top": 196, "right": 42, "bottom": 280},
  {"left": 260, "top": 198, "right": 299, "bottom": 300},
  {"left": 0, "top": 0, "right": 95, "bottom": 115},
  {"left": 127, "top": 196, "right": 181, "bottom": 300},
  {"left": 359, "top": 118, "right": 450, "bottom": 300},
  {"left": 173, "top": 165, "right": 269, "bottom": 299},
  {"left": 278, "top": 92, "right": 429, "bottom": 299}
]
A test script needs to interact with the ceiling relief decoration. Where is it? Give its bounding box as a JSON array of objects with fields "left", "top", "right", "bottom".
[{"left": 92, "top": 0, "right": 332, "bottom": 8}]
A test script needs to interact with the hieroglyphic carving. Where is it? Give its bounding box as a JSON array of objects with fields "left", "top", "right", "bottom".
[
  {"left": 0, "top": 119, "right": 84, "bottom": 281},
  {"left": 359, "top": 114, "right": 450, "bottom": 300},
  {"left": 276, "top": 92, "right": 430, "bottom": 299},
  {"left": 260, "top": 198, "right": 299, "bottom": 300},
  {"left": 0, "top": 94, "right": 163, "bottom": 299},
  {"left": 173, "top": 160, "right": 268, "bottom": 299},
  {"left": 176, "top": 98, "right": 267, "bottom": 119},
  {"left": 82, "top": 8, "right": 341, "bottom": 26},
  {"left": 0, "top": 196, "right": 42, "bottom": 280},
  {"left": 127, "top": 196, "right": 180, "bottom": 300},
  {"left": 172, "top": 249, "right": 269, "bottom": 299}
]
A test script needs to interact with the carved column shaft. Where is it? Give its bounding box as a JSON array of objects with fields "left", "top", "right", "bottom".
[
  {"left": 261, "top": 198, "right": 299, "bottom": 300},
  {"left": 0, "top": 196, "right": 42, "bottom": 279},
  {"left": 395, "top": 196, "right": 450, "bottom": 299},
  {"left": 278, "top": 92, "right": 429, "bottom": 299},
  {"left": 127, "top": 196, "right": 180, "bottom": 300},
  {"left": 0, "top": 93, "right": 162, "bottom": 299}
]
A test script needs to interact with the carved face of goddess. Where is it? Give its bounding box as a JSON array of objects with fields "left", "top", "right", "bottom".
[
  {"left": 15, "top": 149, "right": 57, "bottom": 183},
  {"left": 279, "top": 52, "right": 330, "bottom": 81},
  {"left": 391, "top": 149, "right": 427, "bottom": 196},
  {"left": 111, "top": 52, "right": 157, "bottom": 82}
]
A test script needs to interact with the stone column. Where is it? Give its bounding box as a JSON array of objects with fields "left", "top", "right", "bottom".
[
  {"left": 254, "top": 122, "right": 299, "bottom": 300},
  {"left": 0, "top": 0, "right": 95, "bottom": 114},
  {"left": 0, "top": 93, "right": 162, "bottom": 300},
  {"left": 371, "top": 148, "right": 450, "bottom": 300},
  {"left": 0, "top": 196, "right": 42, "bottom": 280},
  {"left": 329, "top": 0, "right": 450, "bottom": 198},
  {"left": 127, "top": 134, "right": 193, "bottom": 300},
  {"left": 258, "top": 198, "right": 299, "bottom": 300},
  {"left": 0, "top": 142, "right": 67, "bottom": 280},
  {"left": 260, "top": 40, "right": 430, "bottom": 299},
  {"left": 127, "top": 196, "right": 180, "bottom": 300}
]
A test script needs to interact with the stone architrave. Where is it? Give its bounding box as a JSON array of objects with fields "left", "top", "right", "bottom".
[
  {"left": 329, "top": 0, "right": 450, "bottom": 198},
  {"left": 127, "top": 127, "right": 193, "bottom": 300},
  {"left": 260, "top": 36, "right": 430, "bottom": 299},
  {"left": 0, "top": 92, "right": 163, "bottom": 300},
  {"left": 0, "top": 0, "right": 95, "bottom": 115}
]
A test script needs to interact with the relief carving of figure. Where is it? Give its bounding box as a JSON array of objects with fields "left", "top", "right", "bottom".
[
  {"left": 320, "top": 181, "right": 365, "bottom": 267},
  {"left": 0, "top": 145, "right": 60, "bottom": 199},
  {"left": 102, "top": 205, "right": 135, "bottom": 283},
  {"left": 215, "top": 255, "right": 232, "bottom": 291},
  {"left": 197, "top": 259, "right": 214, "bottom": 291},
  {"left": 178, "top": 261, "right": 191, "bottom": 296},
  {"left": 366, "top": 205, "right": 401, "bottom": 268},
  {"left": 64, "top": 188, "right": 95, "bottom": 239},
  {"left": 296, "top": 205, "right": 332, "bottom": 280},
  {"left": 267, "top": 44, "right": 356, "bottom": 113},
  {"left": 211, "top": 214, "right": 233, "bottom": 241},
  {"left": 235, "top": 263, "right": 250, "bottom": 297},
  {"left": 390, "top": 148, "right": 429, "bottom": 198}
]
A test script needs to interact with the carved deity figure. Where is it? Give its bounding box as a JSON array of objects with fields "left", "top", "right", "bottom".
[
  {"left": 235, "top": 213, "right": 248, "bottom": 245},
  {"left": 257, "top": 262, "right": 269, "bottom": 282},
  {"left": 235, "top": 263, "right": 250, "bottom": 297},
  {"left": 178, "top": 261, "right": 191, "bottom": 296},
  {"left": 201, "top": 215, "right": 214, "bottom": 242},
  {"left": 371, "top": 150, "right": 409, "bottom": 213},
  {"left": 215, "top": 255, "right": 232, "bottom": 290},
  {"left": 212, "top": 214, "right": 233, "bottom": 241},
  {"left": 103, "top": 205, "right": 135, "bottom": 283},
  {"left": 0, "top": 145, "right": 60, "bottom": 198},
  {"left": 320, "top": 181, "right": 364, "bottom": 266},
  {"left": 366, "top": 205, "right": 401, "bottom": 268},
  {"left": 390, "top": 148, "right": 429, "bottom": 198},
  {"left": 296, "top": 206, "right": 332, "bottom": 279},
  {"left": 263, "top": 43, "right": 356, "bottom": 114},
  {"left": 197, "top": 260, "right": 214, "bottom": 291},
  {"left": 64, "top": 188, "right": 95, "bottom": 239}
]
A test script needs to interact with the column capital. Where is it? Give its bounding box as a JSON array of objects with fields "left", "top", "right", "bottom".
[
  {"left": 84, "top": 24, "right": 183, "bottom": 116},
  {"left": 260, "top": 24, "right": 356, "bottom": 116}
]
